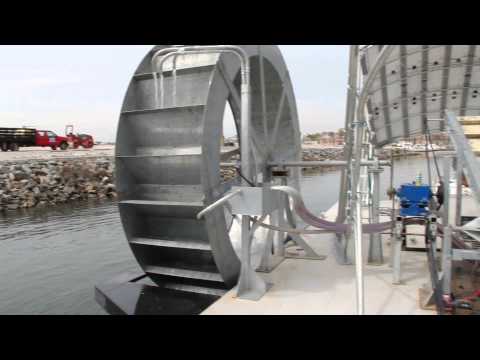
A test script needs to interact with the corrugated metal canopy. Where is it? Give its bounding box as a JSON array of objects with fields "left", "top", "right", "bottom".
[{"left": 360, "top": 45, "right": 480, "bottom": 147}]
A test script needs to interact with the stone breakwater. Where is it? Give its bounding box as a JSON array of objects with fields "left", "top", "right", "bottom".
[
  {"left": 220, "top": 148, "right": 346, "bottom": 182},
  {"left": 302, "top": 148, "right": 344, "bottom": 162},
  {"left": 0, "top": 147, "right": 373, "bottom": 211},
  {"left": 0, "top": 157, "right": 116, "bottom": 212},
  {"left": 301, "top": 148, "right": 344, "bottom": 174}
]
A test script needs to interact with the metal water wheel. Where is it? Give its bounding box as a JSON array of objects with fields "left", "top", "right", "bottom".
[{"left": 115, "top": 45, "right": 301, "bottom": 297}]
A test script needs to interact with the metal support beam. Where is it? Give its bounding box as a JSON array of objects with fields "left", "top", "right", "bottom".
[
  {"left": 368, "top": 167, "right": 384, "bottom": 265},
  {"left": 442, "top": 226, "right": 453, "bottom": 294},
  {"left": 445, "top": 111, "right": 480, "bottom": 205},
  {"left": 455, "top": 154, "right": 463, "bottom": 227},
  {"left": 354, "top": 198, "right": 365, "bottom": 314},
  {"left": 390, "top": 150, "right": 396, "bottom": 238},
  {"left": 350, "top": 45, "right": 396, "bottom": 315},
  {"left": 392, "top": 218, "right": 403, "bottom": 285},
  {"left": 338, "top": 45, "right": 359, "bottom": 224},
  {"left": 441, "top": 156, "right": 452, "bottom": 295},
  {"left": 269, "top": 160, "right": 391, "bottom": 168}
]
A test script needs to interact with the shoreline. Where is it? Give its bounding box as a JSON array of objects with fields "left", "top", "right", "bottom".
[
  {"left": 0, "top": 156, "right": 116, "bottom": 212},
  {"left": 0, "top": 146, "right": 422, "bottom": 213}
]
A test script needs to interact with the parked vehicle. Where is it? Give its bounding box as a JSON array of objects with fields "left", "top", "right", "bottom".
[
  {"left": 36, "top": 130, "right": 69, "bottom": 150},
  {"left": 0, "top": 127, "right": 36, "bottom": 151},
  {"left": 0, "top": 127, "right": 69, "bottom": 151},
  {"left": 65, "top": 125, "right": 94, "bottom": 149}
]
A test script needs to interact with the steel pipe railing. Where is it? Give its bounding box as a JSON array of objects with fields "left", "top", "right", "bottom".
[{"left": 151, "top": 45, "right": 249, "bottom": 109}]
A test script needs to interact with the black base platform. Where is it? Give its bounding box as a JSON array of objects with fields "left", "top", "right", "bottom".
[{"left": 95, "top": 272, "right": 222, "bottom": 315}]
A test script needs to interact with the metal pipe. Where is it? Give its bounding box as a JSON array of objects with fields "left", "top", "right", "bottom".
[
  {"left": 338, "top": 45, "right": 359, "bottom": 224},
  {"left": 152, "top": 50, "right": 219, "bottom": 108},
  {"left": 268, "top": 160, "right": 391, "bottom": 168},
  {"left": 157, "top": 49, "right": 246, "bottom": 108},
  {"left": 390, "top": 149, "right": 395, "bottom": 229},
  {"left": 154, "top": 46, "right": 248, "bottom": 83},
  {"left": 355, "top": 198, "right": 364, "bottom": 314},
  {"left": 353, "top": 45, "right": 396, "bottom": 194},
  {"left": 441, "top": 156, "right": 452, "bottom": 294},
  {"left": 392, "top": 218, "right": 403, "bottom": 284},
  {"left": 151, "top": 45, "right": 250, "bottom": 108},
  {"left": 196, "top": 189, "right": 243, "bottom": 220},
  {"left": 455, "top": 154, "right": 463, "bottom": 227},
  {"left": 351, "top": 45, "right": 396, "bottom": 316},
  {"left": 150, "top": 47, "right": 184, "bottom": 108},
  {"left": 368, "top": 167, "right": 383, "bottom": 264},
  {"left": 151, "top": 46, "right": 252, "bottom": 185}
]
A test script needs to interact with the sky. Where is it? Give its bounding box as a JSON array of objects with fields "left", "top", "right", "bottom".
[{"left": 0, "top": 45, "right": 349, "bottom": 142}]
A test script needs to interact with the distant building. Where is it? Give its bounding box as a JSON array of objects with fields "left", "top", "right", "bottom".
[{"left": 303, "top": 129, "right": 346, "bottom": 147}]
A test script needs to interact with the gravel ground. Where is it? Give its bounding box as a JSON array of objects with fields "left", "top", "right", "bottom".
[{"left": 0, "top": 145, "right": 115, "bottom": 163}]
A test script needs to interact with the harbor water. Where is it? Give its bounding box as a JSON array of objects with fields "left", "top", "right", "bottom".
[{"left": 0, "top": 156, "right": 433, "bottom": 314}]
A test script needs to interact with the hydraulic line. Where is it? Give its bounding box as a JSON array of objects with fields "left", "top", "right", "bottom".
[{"left": 272, "top": 186, "right": 393, "bottom": 234}]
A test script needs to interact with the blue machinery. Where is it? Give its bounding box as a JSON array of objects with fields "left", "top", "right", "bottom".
[{"left": 397, "top": 181, "right": 433, "bottom": 218}]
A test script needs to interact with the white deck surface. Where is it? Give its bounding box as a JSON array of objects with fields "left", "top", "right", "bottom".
[{"left": 203, "top": 201, "right": 435, "bottom": 315}]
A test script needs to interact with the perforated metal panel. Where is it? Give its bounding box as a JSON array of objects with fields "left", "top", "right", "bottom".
[{"left": 360, "top": 45, "right": 480, "bottom": 147}]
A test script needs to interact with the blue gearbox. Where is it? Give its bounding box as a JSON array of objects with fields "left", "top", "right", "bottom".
[{"left": 396, "top": 183, "right": 433, "bottom": 217}]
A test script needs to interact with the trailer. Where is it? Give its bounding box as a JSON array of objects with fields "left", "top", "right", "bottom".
[
  {"left": 0, "top": 127, "right": 69, "bottom": 151},
  {"left": 0, "top": 127, "right": 36, "bottom": 151}
]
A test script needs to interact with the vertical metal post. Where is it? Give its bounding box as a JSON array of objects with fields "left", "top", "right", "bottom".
[
  {"left": 368, "top": 166, "right": 384, "bottom": 264},
  {"left": 390, "top": 149, "right": 396, "bottom": 232},
  {"left": 350, "top": 45, "right": 395, "bottom": 314},
  {"left": 392, "top": 218, "right": 403, "bottom": 284},
  {"left": 441, "top": 156, "right": 452, "bottom": 295},
  {"left": 442, "top": 226, "right": 453, "bottom": 295},
  {"left": 455, "top": 154, "right": 463, "bottom": 227},
  {"left": 354, "top": 199, "right": 365, "bottom": 314},
  {"left": 389, "top": 152, "right": 395, "bottom": 269},
  {"left": 236, "top": 54, "right": 269, "bottom": 300},
  {"left": 441, "top": 156, "right": 451, "bottom": 248},
  {"left": 337, "top": 45, "right": 359, "bottom": 224},
  {"left": 274, "top": 176, "right": 289, "bottom": 257}
]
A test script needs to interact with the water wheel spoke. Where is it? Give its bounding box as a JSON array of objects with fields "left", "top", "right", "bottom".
[
  {"left": 259, "top": 47, "right": 269, "bottom": 146},
  {"left": 270, "top": 86, "right": 287, "bottom": 154}
]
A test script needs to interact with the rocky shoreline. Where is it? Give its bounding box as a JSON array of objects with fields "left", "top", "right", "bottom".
[
  {"left": 0, "top": 147, "right": 412, "bottom": 212},
  {"left": 0, "top": 157, "right": 116, "bottom": 212},
  {"left": 0, "top": 149, "right": 351, "bottom": 212}
]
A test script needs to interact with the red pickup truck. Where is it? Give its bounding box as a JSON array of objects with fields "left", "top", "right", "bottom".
[
  {"left": 0, "top": 128, "right": 69, "bottom": 151},
  {"left": 35, "top": 130, "right": 70, "bottom": 150}
]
